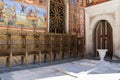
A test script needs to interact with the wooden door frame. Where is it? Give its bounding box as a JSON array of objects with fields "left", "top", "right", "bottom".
[{"left": 93, "top": 20, "right": 113, "bottom": 59}]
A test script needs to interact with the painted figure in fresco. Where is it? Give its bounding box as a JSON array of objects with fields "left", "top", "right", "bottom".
[
  {"left": 11, "top": 6, "right": 16, "bottom": 19},
  {"left": 2, "top": 8, "right": 10, "bottom": 25},
  {"left": 30, "top": 9, "right": 39, "bottom": 27},
  {"left": 26, "top": 9, "right": 38, "bottom": 28},
  {"left": 0, "top": 0, "right": 14, "bottom": 25},
  {"left": 9, "top": 4, "right": 16, "bottom": 25},
  {"left": 0, "top": 0, "right": 47, "bottom": 28},
  {"left": 26, "top": 9, "right": 38, "bottom": 21},
  {"left": 27, "top": 9, "right": 32, "bottom": 17},
  {"left": 21, "top": 4, "right": 27, "bottom": 13},
  {"left": 33, "top": 9, "right": 37, "bottom": 17},
  {"left": 0, "top": 0, "right": 4, "bottom": 22}
]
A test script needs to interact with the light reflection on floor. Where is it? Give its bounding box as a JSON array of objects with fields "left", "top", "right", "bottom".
[{"left": 36, "top": 73, "right": 120, "bottom": 80}]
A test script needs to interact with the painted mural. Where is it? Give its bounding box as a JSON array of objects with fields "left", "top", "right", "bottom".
[
  {"left": 0, "top": 0, "right": 47, "bottom": 29},
  {"left": 71, "top": 0, "right": 77, "bottom": 33}
]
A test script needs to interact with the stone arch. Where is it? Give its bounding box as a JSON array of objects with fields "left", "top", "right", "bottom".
[
  {"left": 85, "top": 14, "right": 115, "bottom": 57},
  {"left": 90, "top": 14, "right": 115, "bottom": 31}
]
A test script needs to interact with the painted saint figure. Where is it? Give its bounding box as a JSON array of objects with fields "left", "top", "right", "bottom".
[
  {"left": 20, "top": 4, "right": 27, "bottom": 13},
  {"left": 0, "top": 0, "right": 4, "bottom": 22}
]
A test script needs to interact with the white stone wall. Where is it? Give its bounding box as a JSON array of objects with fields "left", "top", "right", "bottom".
[{"left": 85, "top": 0, "right": 120, "bottom": 59}]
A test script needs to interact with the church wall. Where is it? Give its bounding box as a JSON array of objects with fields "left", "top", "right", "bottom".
[
  {"left": 69, "top": 0, "right": 77, "bottom": 34},
  {"left": 85, "top": 0, "right": 120, "bottom": 59},
  {"left": 0, "top": 0, "right": 48, "bottom": 67},
  {"left": 0, "top": 0, "right": 76, "bottom": 67}
]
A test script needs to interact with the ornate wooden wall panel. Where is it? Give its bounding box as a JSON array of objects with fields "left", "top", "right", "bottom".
[
  {"left": 0, "top": 34, "right": 8, "bottom": 56},
  {"left": 49, "top": 0, "right": 65, "bottom": 33},
  {"left": 0, "top": 29, "right": 80, "bottom": 67}
]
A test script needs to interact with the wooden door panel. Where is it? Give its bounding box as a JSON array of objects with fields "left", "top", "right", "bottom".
[{"left": 95, "top": 20, "right": 113, "bottom": 59}]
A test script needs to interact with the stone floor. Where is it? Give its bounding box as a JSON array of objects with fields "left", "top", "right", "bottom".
[{"left": 0, "top": 59, "right": 120, "bottom": 80}]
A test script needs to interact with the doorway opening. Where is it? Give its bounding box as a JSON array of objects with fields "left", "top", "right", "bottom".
[{"left": 94, "top": 20, "right": 113, "bottom": 60}]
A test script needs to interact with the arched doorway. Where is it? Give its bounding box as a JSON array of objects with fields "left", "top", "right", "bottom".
[{"left": 94, "top": 20, "right": 113, "bottom": 60}]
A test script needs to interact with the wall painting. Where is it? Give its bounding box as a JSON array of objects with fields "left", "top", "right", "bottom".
[
  {"left": 71, "top": 0, "right": 77, "bottom": 33},
  {"left": 0, "top": 0, "right": 48, "bottom": 30}
]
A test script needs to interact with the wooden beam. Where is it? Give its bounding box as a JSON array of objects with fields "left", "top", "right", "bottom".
[
  {"left": 38, "top": 51, "right": 42, "bottom": 64},
  {"left": 25, "top": 50, "right": 28, "bottom": 65}
]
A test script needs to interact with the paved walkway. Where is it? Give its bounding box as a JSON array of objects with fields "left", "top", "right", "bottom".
[{"left": 0, "top": 59, "right": 120, "bottom": 80}]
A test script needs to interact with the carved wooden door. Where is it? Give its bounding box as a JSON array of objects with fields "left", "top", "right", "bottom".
[{"left": 94, "top": 20, "right": 113, "bottom": 59}]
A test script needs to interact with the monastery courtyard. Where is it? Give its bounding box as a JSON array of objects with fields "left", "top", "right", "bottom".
[{"left": 0, "top": 59, "right": 120, "bottom": 80}]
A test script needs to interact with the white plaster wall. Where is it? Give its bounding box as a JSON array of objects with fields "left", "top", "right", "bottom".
[{"left": 85, "top": 0, "right": 120, "bottom": 59}]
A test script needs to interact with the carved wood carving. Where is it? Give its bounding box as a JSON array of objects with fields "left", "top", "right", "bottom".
[{"left": 50, "top": 0, "right": 65, "bottom": 33}]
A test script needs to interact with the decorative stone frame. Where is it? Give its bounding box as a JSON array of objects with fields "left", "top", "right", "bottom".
[{"left": 85, "top": 0, "right": 120, "bottom": 59}]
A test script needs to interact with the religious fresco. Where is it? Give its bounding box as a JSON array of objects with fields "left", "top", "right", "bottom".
[
  {"left": 70, "top": 0, "right": 85, "bottom": 37},
  {"left": 70, "top": 0, "right": 80, "bottom": 34},
  {"left": 0, "top": 0, "right": 47, "bottom": 29},
  {"left": 71, "top": 0, "right": 77, "bottom": 33}
]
